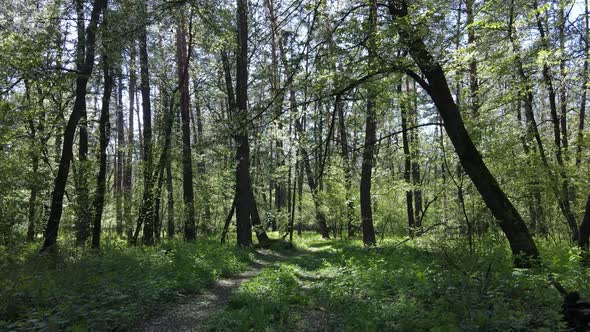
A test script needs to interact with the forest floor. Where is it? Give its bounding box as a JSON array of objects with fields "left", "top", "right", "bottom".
[
  {"left": 135, "top": 247, "right": 313, "bottom": 331},
  {"left": 3, "top": 234, "right": 586, "bottom": 331},
  {"left": 134, "top": 235, "right": 588, "bottom": 331}
]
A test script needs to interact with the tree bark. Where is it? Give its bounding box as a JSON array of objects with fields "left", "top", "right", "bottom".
[
  {"left": 577, "top": 0, "right": 589, "bottom": 167},
  {"left": 138, "top": 0, "right": 155, "bottom": 245},
  {"left": 41, "top": 0, "right": 105, "bottom": 252},
  {"left": 92, "top": 46, "right": 113, "bottom": 249},
  {"left": 296, "top": 117, "right": 330, "bottom": 238},
  {"left": 508, "top": 3, "right": 546, "bottom": 233},
  {"left": 235, "top": 0, "right": 253, "bottom": 246},
  {"left": 533, "top": 0, "right": 578, "bottom": 241},
  {"left": 166, "top": 160, "right": 175, "bottom": 238},
  {"left": 409, "top": 80, "right": 422, "bottom": 226},
  {"left": 26, "top": 83, "right": 39, "bottom": 242},
  {"left": 389, "top": 0, "right": 538, "bottom": 266},
  {"left": 153, "top": 92, "right": 174, "bottom": 241},
  {"left": 579, "top": 194, "right": 590, "bottom": 249},
  {"left": 74, "top": 0, "right": 93, "bottom": 247},
  {"left": 359, "top": 0, "right": 378, "bottom": 246},
  {"left": 176, "top": 12, "right": 196, "bottom": 241},
  {"left": 399, "top": 82, "right": 415, "bottom": 235},
  {"left": 336, "top": 94, "right": 355, "bottom": 238},
  {"left": 115, "top": 70, "right": 124, "bottom": 236},
  {"left": 125, "top": 41, "right": 136, "bottom": 241}
]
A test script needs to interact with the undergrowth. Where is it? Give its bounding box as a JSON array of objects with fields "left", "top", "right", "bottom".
[
  {"left": 206, "top": 233, "right": 589, "bottom": 331},
  {"left": 0, "top": 238, "right": 251, "bottom": 331}
]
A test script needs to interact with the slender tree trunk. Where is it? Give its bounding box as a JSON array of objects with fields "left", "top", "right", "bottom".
[
  {"left": 153, "top": 92, "right": 174, "bottom": 242},
  {"left": 41, "top": 0, "right": 104, "bottom": 252},
  {"left": 265, "top": 0, "right": 287, "bottom": 216},
  {"left": 116, "top": 71, "right": 125, "bottom": 236},
  {"left": 221, "top": 194, "right": 237, "bottom": 244},
  {"left": 558, "top": 5, "right": 568, "bottom": 153},
  {"left": 297, "top": 150, "right": 304, "bottom": 236},
  {"left": 288, "top": 158, "right": 298, "bottom": 242},
  {"left": 533, "top": 0, "right": 578, "bottom": 241},
  {"left": 296, "top": 117, "right": 330, "bottom": 238},
  {"left": 337, "top": 94, "right": 355, "bottom": 237},
  {"left": 138, "top": 0, "right": 155, "bottom": 245},
  {"left": 399, "top": 82, "right": 415, "bottom": 235},
  {"left": 193, "top": 94, "right": 211, "bottom": 224},
  {"left": 579, "top": 194, "right": 590, "bottom": 249},
  {"left": 222, "top": 47, "right": 269, "bottom": 245},
  {"left": 409, "top": 79, "right": 422, "bottom": 227},
  {"left": 125, "top": 41, "right": 136, "bottom": 241},
  {"left": 389, "top": 0, "right": 538, "bottom": 266},
  {"left": 235, "top": 0, "right": 253, "bottom": 246},
  {"left": 466, "top": 0, "right": 479, "bottom": 116},
  {"left": 508, "top": 5, "right": 546, "bottom": 233},
  {"left": 176, "top": 13, "right": 196, "bottom": 241},
  {"left": 25, "top": 83, "right": 39, "bottom": 242},
  {"left": 577, "top": 0, "right": 589, "bottom": 167},
  {"left": 166, "top": 160, "right": 175, "bottom": 238},
  {"left": 92, "top": 47, "right": 113, "bottom": 249},
  {"left": 359, "top": 0, "right": 378, "bottom": 246},
  {"left": 74, "top": 0, "right": 92, "bottom": 247}
]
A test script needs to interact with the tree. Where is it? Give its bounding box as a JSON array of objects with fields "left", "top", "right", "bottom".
[
  {"left": 388, "top": 0, "right": 538, "bottom": 266},
  {"left": 137, "top": 0, "right": 155, "bottom": 245},
  {"left": 41, "top": 0, "right": 106, "bottom": 252},
  {"left": 176, "top": 10, "right": 196, "bottom": 241},
  {"left": 359, "top": 0, "right": 378, "bottom": 246},
  {"left": 92, "top": 22, "right": 113, "bottom": 249}
]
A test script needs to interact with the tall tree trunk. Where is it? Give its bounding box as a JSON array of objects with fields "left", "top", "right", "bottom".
[
  {"left": 466, "top": 0, "right": 479, "bottom": 116},
  {"left": 408, "top": 79, "right": 422, "bottom": 227},
  {"left": 125, "top": 41, "right": 136, "bottom": 241},
  {"left": 26, "top": 83, "right": 39, "bottom": 242},
  {"left": 138, "top": 0, "right": 155, "bottom": 245},
  {"left": 115, "top": 71, "right": 125, "bottom": 236},
  {"left": 176, "top": 12, "right": 196, "bottom": 241},
  {"left": 264, "top": 0, "right": 287, "bottom": 217},
  {"left": 92, "top": 46, "right": 113, "bottom": 249},
  {"left": 74, "top": 0, "right": 93, "bottom": 247},
  {"left": 297, "top": 148, "right": 304, "bottom": 236},
  {"left": 558, "top": 4, "right": 568, "bottom": 153},
  {"left": 153, "top": 91, "right": 174, "bottom": 241},
  {"left": 41, "top": 0, "right": 104, "bottom": 252},
  {"left": 533, "top": 0, "right": 578, "bottom": 241},
  {"left": 336, "top": 94, "right": 355, "bottom": 238},
  {"left": 193, "top": 93, "right": 211, "bottom": 224},
  {"left": 296, "top": 118, "right": 330, "bottom": 238},
  {"left": 222, "top": 48, "right": 269, "bottom": 245},
  {"left": 508, "top": 3, "right": 546, "bottom": 232},
  {"left": 577, "top": 0, "right": 589, "bottom": 167},
  {"left": 579, "top": 194, "right": 590, "bottom": 249},
  {"left": 235, "top": 0, "right": 253, "bottom": 246},
  {"left": 166, "top": 160, "right": 175, "bottom": 238},
  {"left": 399, "top": 82, "right": 415, "bottom": 235},
  {"left": 389, "top": 0, "right": 538, "bottom": 266},
  {"left": 359, "top": 0, "right": 378, "bottom": 246}
]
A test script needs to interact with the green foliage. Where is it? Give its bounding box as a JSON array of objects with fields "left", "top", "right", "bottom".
[
  {"left": 0, "top": 239, "right": 250, "bottom": 331},
  {"left": 204, "top": 234, "right": 589, "bottom": 331}
]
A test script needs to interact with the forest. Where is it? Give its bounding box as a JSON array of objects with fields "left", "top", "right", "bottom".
[{"left": 2, "top": 0, "right": 590, "bottom": 330}]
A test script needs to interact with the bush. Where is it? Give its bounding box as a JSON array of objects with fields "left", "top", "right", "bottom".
[{"left": 0, "top": 239, "right": 250, "bottom": 331}]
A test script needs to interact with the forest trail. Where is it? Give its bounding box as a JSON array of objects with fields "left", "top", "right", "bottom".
[{"left": 135, "top": 246, "right": 310, "bottom": 332}]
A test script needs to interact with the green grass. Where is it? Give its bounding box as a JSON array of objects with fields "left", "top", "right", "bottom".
[
  {"left": 0, "top": 238, "right": 251, "bottom": 331},
  {"left": 2, "top": 233, "right": 589, "bottom": 331},
  {"left": 205, "top": 234, "right": 590, "bottom": 331}
]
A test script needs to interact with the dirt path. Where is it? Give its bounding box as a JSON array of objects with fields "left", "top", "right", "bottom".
[{"left": 135, "top": 249, "right": 296, "bottom": 332}]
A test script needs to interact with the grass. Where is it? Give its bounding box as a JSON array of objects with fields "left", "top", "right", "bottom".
[
  {"left": 2, "top": 233, "right": 589, "bottom": 331},
  {"left": 0, "top": 238, "right": 251, "bottom": 331},
  {"left": 205, "top": 233, "right": 590, "bottom": 331}
]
